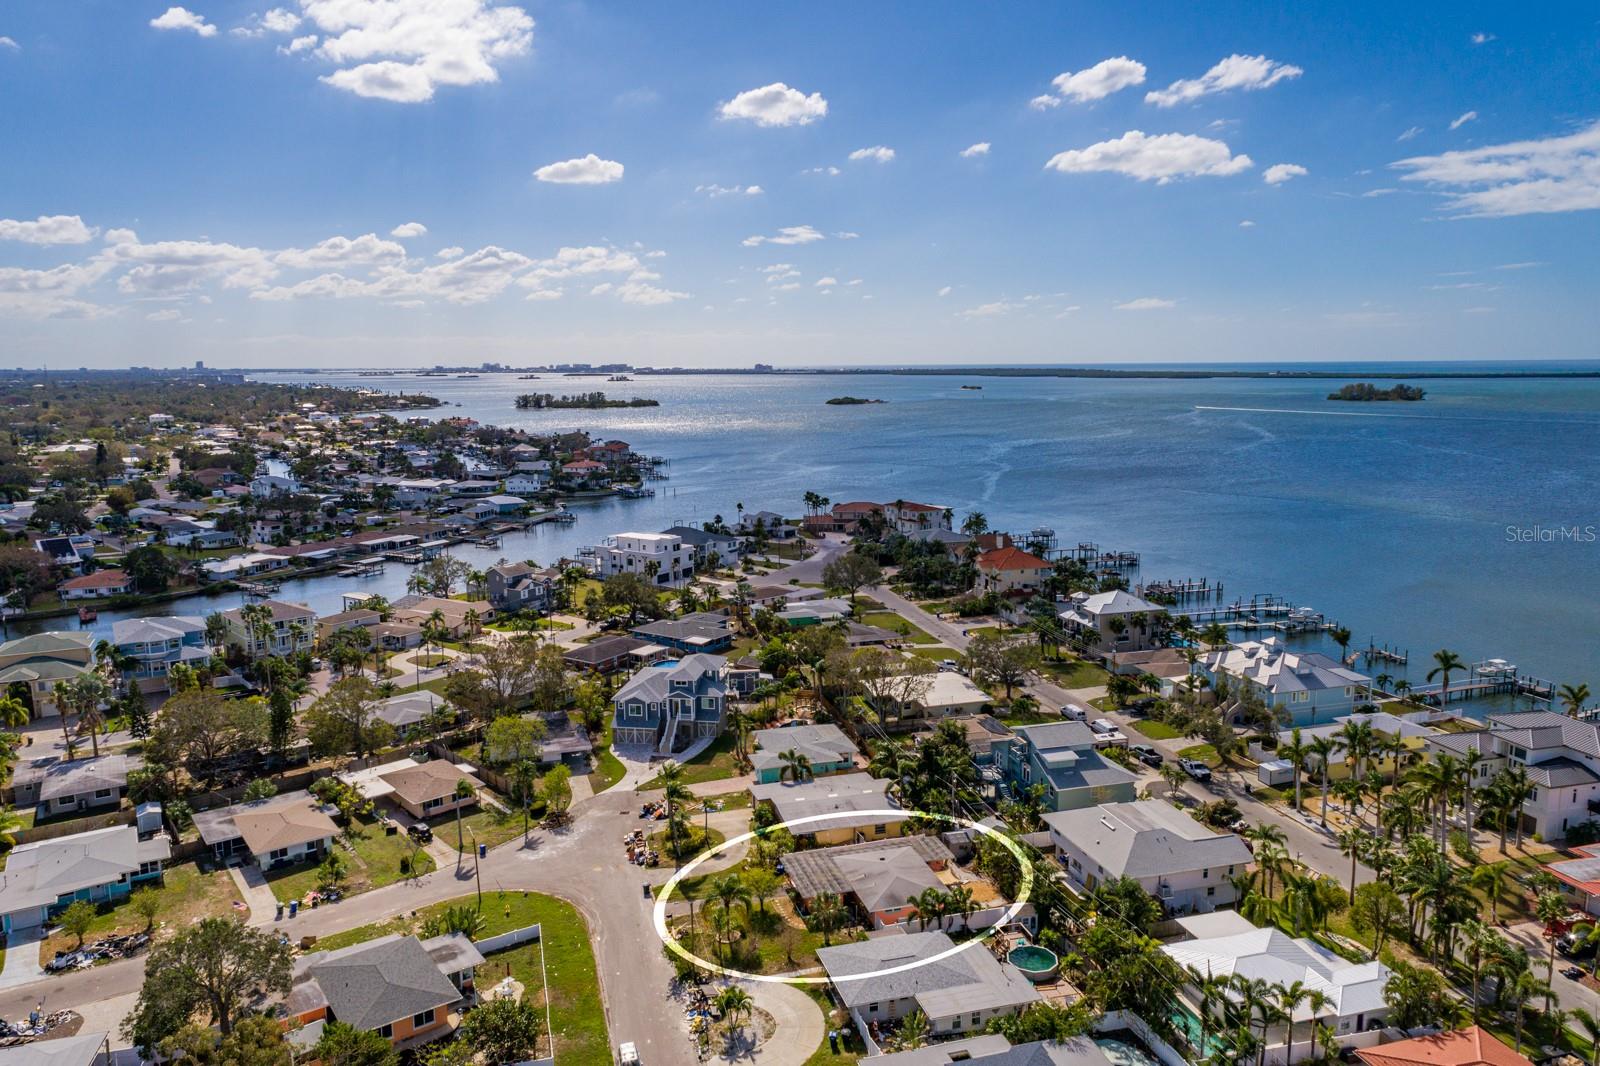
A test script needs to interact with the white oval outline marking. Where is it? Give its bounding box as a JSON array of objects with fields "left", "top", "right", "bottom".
[{"left": 652, "top": 808, "right": 1035, "bottom": 985}]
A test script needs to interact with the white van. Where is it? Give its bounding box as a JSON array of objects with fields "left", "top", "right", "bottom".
[{"left": 1062, "top": 704, "right": 1087, "bottom": 721}]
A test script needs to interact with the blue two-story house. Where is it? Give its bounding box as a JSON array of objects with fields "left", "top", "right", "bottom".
[
  {"left": 112, "top": 616, "right": 215, "bottom": 694},
  {"left": 992, "top": 722, "right": 1139, "bottom": 813},
  {"left": 613, "top": 654, "right": 729, "bottom": 756}
]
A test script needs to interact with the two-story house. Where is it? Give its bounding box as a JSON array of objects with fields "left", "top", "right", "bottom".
[
  {"left": 1430, "top": 711, "right": 1600, "bottom": 843},
  {"left": 974, "top": 547, "right": 1052, "bottom": 598},
  {"left": 660, "top": 526, "right": 743, "bottom": 569},
  {"left": 1043, "top": 800, "right": 1253, "bottom": 914},
  {"left": 485, "top": 562, "right": 556, "bottom": 614},
  {"left": 992, "top": 723, "right": 1139, "bottom": 813},
  {"left": 1201, "top": 637, "right": 1371, "bottom": 727},
  {"left": 1058, "top": 589, "right": 1169, "bottom": 655},
  {"left": 0, "top": 632, "right": 96, "bottom": 720},
  {"left": 612, "top": 653, "right": 729, "bottom": 754},
  {"left": 112, "top": 616, "right": 214, "bottom": 693},
  {"left": 220, "top": 599, "right": 318, "bottom": 658}
]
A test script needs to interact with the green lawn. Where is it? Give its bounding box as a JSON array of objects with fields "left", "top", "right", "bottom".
[
  {"left": 1130, "top": 719, "right": 1182, "bottom": 740},
  {"left": 308, "top": 892, "right": 610, "bottom": 1065},
  {"left": 40, "top": 863, "right": 243, "bottom": 963},
  {"left": 640, "top": 733, "right": 742, "bottom": 788},
  {"left": 801, "top": 988, "right": 862, "bottom": 1064},
  {"left": 1039, "top": 658, "right": 1111, "bottom": 689},
  {"left": 588, "top": 743, "right": 627, "bottom": 793},
  {"left": 428, "top": 804, "right": 537, "bottom": 854},
  {"left": 857, "top": 611, "right": 937, "bottom": 644},
  {"left": 264, "top": 817, "right": 437, "bottom": 903},
  {"left": 1177, "top": 743, "right": 1221, "bottom": 768}
]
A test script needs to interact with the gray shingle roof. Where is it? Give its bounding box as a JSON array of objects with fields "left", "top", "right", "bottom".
[
  {"left": 817, "top": 929, "right": 1040, "bottom": 1015},
  {"left": 750, "top": 724, "right": 858, "bottom": 772},
  {"left": 1043, "top": 800, "right": 1253, "bottom": 879},
  {"left": 294, "top": 934, "right": 463, "bottom": 1031},
  {"left": 783, "top": 836, "right": 954, "bottom": 902}
]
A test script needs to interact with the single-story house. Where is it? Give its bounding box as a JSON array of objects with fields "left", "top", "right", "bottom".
[
  {"left": 192, "top": 790, "right": 339, "bottom": 871},
  {"left": 912, "top": 671, "right": 991, "bottom": 719},
  {"left": 372, "top": 691, "right": 451, "bottom": 733},
  {"left": 562, "top": 635, "right": 660, "bottom": 673},
  {"left": 10, "top": 753, "right": 134, "bottom": 816},
  {"left": 783, "top": 835, "right": 955, "bottom": 927},
  {"left": 749, "top": 723, "right": 859, "bottom": 784},
  {"left": 0, "top": 1031, "right": 112, "bottom": 1066},
  {"left": 0, "top": 825, "right": 170, "bottom": 933},
  {"left": 630, "top": 612, "right": 733, "bottom": 654},
  {"left": 749, "top": 773, "right": 906, "bottom": 846},
  {"left": 285, "top": 932, "right": 480, "bottom": 1050},
  {"left": 377, "top": 760, "right": 482, "bottom": 820},
  {"left": 58, "top": 569, "right": 133, "bottom": 601},
  {"left": 1354, "top": 1027, "right": 1532, "bottom": 1066}
]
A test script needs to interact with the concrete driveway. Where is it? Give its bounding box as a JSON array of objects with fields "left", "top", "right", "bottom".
[{"left": 0, "top": 928, "right": 46, "bottom": 990}]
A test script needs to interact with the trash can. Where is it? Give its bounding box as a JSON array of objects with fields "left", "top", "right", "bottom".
[
  {"left": 479, "top": 843, "right": 487, "bottom": 859},
  {"left": 276, "top": 902, "right": 284, "bottom": 921},
  {"left": 288, "top": 900, "right": 299, "bottom": 918}
]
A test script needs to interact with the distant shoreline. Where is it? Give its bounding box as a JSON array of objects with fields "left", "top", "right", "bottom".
[{"left": 241, "top": 365, "right": 1600, "bottom": 382}]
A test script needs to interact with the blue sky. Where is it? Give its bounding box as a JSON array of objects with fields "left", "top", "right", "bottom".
[{"left": 2, "top": 1, "right": 1597, "bottom": 367}]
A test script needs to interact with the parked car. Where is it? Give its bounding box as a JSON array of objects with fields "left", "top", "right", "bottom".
[
  {"left": 1131, "top": 744, "right": 1163, "bottom": 768},
  {"left": 939, "top": 659, "right": 960, "bottom": 672},
  {"left": 406, "top": 823, "right": 433, "bottom": 844},
  {"left": 1562, "top": 965, "right": 1586, "bottom": 981},
  {"left": 618, "top": 1042, "right": 641, "bottom": 1065},
  {"left": 1179, "top": 758, "right": 1213, "bottom": 782},
  {"left": 1089, "top": 718, "right": 1118, "bottom": 734},
  {"left": 1061, "top": 704, "right": 1088, "bottom": 721},
  {"left": 1558, "top": 931, "right": 1598, "bottom": 960}
]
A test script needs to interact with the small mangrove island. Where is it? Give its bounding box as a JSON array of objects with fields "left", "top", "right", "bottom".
[
  {"left": 1328, "top": 383, "right": 1426, "bottom": 402},
  {"left": 825, "top": 396, "right": 886, "bottom": 405},
  {"left": 515, "top": 392, "right": 660, "bottom": 410}
]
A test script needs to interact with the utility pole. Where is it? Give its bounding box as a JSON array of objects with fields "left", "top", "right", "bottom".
[{"left": 469, "top": 828, "right": 483, "bottom": 907}]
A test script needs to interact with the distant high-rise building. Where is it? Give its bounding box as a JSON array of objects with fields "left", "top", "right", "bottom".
[{"left": 194, "top": 360, "right": 205, "bottom": 370}]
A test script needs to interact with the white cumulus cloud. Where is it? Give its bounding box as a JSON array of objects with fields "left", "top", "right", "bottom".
[
  {"left": 1046, "top": 56, "right": 1146, "bottom": 104},
  {"left": 1046, "top": 131, "right": 1252, "bottom": 183},
  {"left": 848, "top": 145, "right": 895, "bottom": 163},
  {"left": 0, "top": 215, "right": 97, "bottom": 245},
  {"left": 742, "top": 225, "right": 825, "bottom": 248},
  {"left": 1263, "top": 163, "right": 1308, "bottom": 185},
  {"left": 390, "top": 221, "right": 428, "bottom": 238},
  {"left": 695, "top": 184, "right": 763, "bottom": 198},
  {"left": 960, "top": 142, "right": 990, "bottom": 158},
  {"left": 534, "top": 154, "right": 624, "bottom": 185},
  {"left": 299, "top": 0, "right": 534, "bottom": 103},
  {"left": 1145, "top": 54, "right": 1302, "bottom": 107},
  {"left": 719, "top": 82, "right": 827, "bottom": 127},
  {"left": 1392, "top": 120, "right": 1600, "bottom": 217},
  {"left": 959, "top": 301, "right": 1021, "bottom": 319},
  {"left": 150, "top": 7, "right": 217, "bottom": 36},
  {"left": 275, "top": 233, "right": 407, "bottom": 270},
  {"left": 814, "top": 277, "right": 837, "bottom": 288},
  {"left": 1115, "top": 297, "right": 1175, "bottom": 310}
]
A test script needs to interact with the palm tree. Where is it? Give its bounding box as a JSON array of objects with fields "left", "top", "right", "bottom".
[
  {"left": 1561, "top": 682, "right": 1593, "bottom": 718},
  {"left": 453, "top": 778, "right": 476, "bottom": 866},
  {"left": 1281, "top": 728, "right": 1309, "bottom": 813},
  {"left": 806, "top": 891, "right": 846, "bottom": 945},
  {"left": 1331, "top": 626, "right": 1352, "bottom": 663},
  {"left": 1536, "top": 890, "right": 1569, "bottom": 1009},
  {"left": 1277, "top": 980, "right": 1310, "bottom": 1065},
  {"left": 777, "top": 749, "right": 813, "bottom": 783},
  {"left": 1337, "top": 826, "right": 1365, "bottom": 904},
  {"left": 714, "top": 985, "right": 754, "bottom": 1036},
  {"left": 1428, "top": 648, "right": 1465, "bottom": 707},
  {"left": 1571, "top": 1007, "right": 1600, "bottom": 1066},
  {"left": 657, "top": 761, "right": 693, "bottom": 867},
  {"left": 945, "top": 884, "right": 978, "bottom": 932},
  {"left": 912, "top": 888, "right": 945, "bottom": 932},
  {"left": 1469, "top": 860, "right": 1511, "bottom": 924},
  {"left": 1499, "top": 766, "right": 1535, "bottom": 849},
  {"left": 897, "top": 1009, "right": 930, "bottom": 1050},
  {"left": 1308, "top": 736, "right": 1337, "bottom": 828},
  {"left": 1244, "top": 823, "right": 1288, "bottom": 895},
  {"left": 1508, "top": 970, "right": 1548, "bottom": 1054}
]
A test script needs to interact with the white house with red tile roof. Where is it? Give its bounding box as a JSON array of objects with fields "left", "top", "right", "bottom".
[{"left": 58, "top": 569, "right": 133, "bottom": 601}]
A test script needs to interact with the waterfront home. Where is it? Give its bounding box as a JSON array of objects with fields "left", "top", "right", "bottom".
[
  {"left": 192, "top": 790, "right": 338, "bottom": 870},
  {"left": 485, "top": 561, "right": 556, "bottom": 613},
  {"left": 1201, "top": 637, "right": 1371, "bottom": 727},
  {"left": 1268, "top": 710, "right": 1440, "bottom": 782},
  {"left": 1105, "top": 647, "right": 1193, "bottom": 695},
  {"left": 592, "top": 531, "right": 695, "bottom": 586},
  {"left": 504, "top": 472, "right": 545, "bottom": 495},
  {"left": 372, "top": 620, "right": 424, "bottom": 651},
  {"left": 0, "top": 824, "right": 170, "bottom": 934},
  {"left": 749, "top": 773, "right": 906, "bottom": 845},
  {"left": 612, "top": 653, "right": 729, "bottom": 753},
  {"left": 1428, "top": 710, "right": 1600, "bottom": 842},
  {"left": 57, "top": 569, "right": 133, "bottom": 601},
  {"left": 906, "top": 527, "right": 972, "bottom": 558},
  {"left": 660, "top": 525, "right": 743, "bottom": 567},
  {"left": 391, "top": 595, "right": 494, "bottom": 637},
  {"left": 562, "top": 635, "right": 661, "bottom": 674},
  {"left": 1163, "top": 911, "right": 1391, "bottom": 1052},
  {"left": 10, "top": 753, "right": 134, "bottom": 816},
  {"left": 1355, "top": 1027, "right": 1532, "bottom": 1066},
  {"left": 882, "top": 501, "right": 953, "bottom": 534},
  {"left": 202, "top": 551, "right": 292, "bottom": 582},
  {"left": 736, "top": 510, "right": 798, "bottom": 540},
  {"left": 0, "top": 632, "right": 95, "bottom": 720},
  {"left": 817, "top": 930, "right": 1039, "bottom": 1041},
  {"left": 112, "top": 615, "right": 213, "bottom": 693},
  {"left": 221, "top": 599, "right": 317, "bottom": 657},
  {"left": 974, "top": 546, "right": 1051, "bottom": 597},
  {"left": 992, "top": 723, "right": 1139, "bottom": 813},
  {"left": 561, "top": 458, "right": 608, "bottom": 482},
  {"left": 1058, "top": 589, "right": 1169, "bottom": 654},
  {"left": 1043, "top": 800, "right": 1252, "bottom": 914},
  {"left": 749, "top": 723, "right": 859, "bottom": 784},
  {"left": 315, "top": 609, "right": 382, "bottom": 643},
  {"left": 784, "top": 835, "right": 955, "bottom": 927},
  {"left": 449, "top": 479, "right": 500, "bottom": 498},
  {"left": 376, "top": 759, "right": 482, "bottom": 819},
  {"left": 286, "top": 933, "right": 479, "bottom": 1051},
  {"left": 631, "top": 611, "right": 733, "bottom": 653}
]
